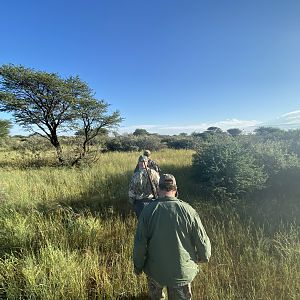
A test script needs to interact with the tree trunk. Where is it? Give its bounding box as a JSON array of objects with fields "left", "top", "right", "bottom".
[
  {"left": 82, "top": 139, "right": 88, "bottom": 157},
  {"left": 71, "top": 139, "right": 88, "bottom": 166},
  {"left": 55, "top": 143, "right": 64, "bottom": 165},
  {"left": 50, "top": 131, "right": 64, "bottom": 165}
]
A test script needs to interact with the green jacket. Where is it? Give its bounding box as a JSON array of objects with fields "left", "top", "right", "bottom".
[{"left": 133, "top": 196, "right": 211, "bottom": 286}]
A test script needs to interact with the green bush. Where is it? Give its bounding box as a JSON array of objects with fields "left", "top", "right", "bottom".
[
  {"left": 105, "top": 135, "right": 165, "bottom": 152},
  {"left": 252, "top": 140, "right": 300, "bottom": 177},
  {"left": 162, "top": 136, "right": 197, "bottom": 149},
  {"left": 192, "top": 136, "right": 267, "bottom": 200}
]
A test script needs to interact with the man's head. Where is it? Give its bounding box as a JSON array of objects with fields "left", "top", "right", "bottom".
[
  {"left": 159, "top": 174, "right": 177, "bottom": 196},
  {"left": 138, "top": 155, "right": 148, "bottom": 169},
  {"left": 143, "top": 150, "right": 151, "bottom": 157}
]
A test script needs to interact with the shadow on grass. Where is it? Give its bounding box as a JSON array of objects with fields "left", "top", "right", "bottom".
[
  {"left": 33, "top": 170, "right": 134, "bottom": 220},
  {"left": 33, "top": 164, "right": 203, "bottom": 219},
  {"left": 4, "top": 162, "right": 300, "bottom": 226},
  {"left": 244, "top": 167, "right": 300, "bottom": 227},
  {"left": 0, "top": 157, "right": 58, "bottom": 170}
]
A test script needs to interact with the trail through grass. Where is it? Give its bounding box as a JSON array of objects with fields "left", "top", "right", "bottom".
[{"left": 0, "top": 150, "right": 299, "bottom": 299}]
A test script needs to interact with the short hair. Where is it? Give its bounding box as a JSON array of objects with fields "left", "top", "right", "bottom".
[{"left": 159, "top": 174, "right": 177, "bottom": 191}]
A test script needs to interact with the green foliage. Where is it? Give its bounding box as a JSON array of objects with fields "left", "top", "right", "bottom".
[
  {"left": 252, "top": 140, "right": 300, "bottom": 177},
  {"left": 192, "top": 136, "right": 267, "bottom": 200},
  {"left": 284, "top": 129, "right": 300, "bottom": 156},
  {"left": 105, "top": 135, "right": 165, "bottom": 152},
  {"left": 70, "top": 98, "right": 122, "bottom": 164},
  {"left": 192, "top": 127, "right": 227, "bottom": 141},
  {"left": 0, "top": 64, "right": 122, "bottom": 165},
  {"left": 132, "top": 128, "right": 150, "bottom": 136},
  {"left": 162, "top": 136, "right": 197, "bottom": 149},
  {"left": 206, "top": 126, "right": 223, "bottom": 133},
  {"left": 254, "top": 126, "right": 284, "bottom": 138},
  {"left": 227, "top": 128, "right": 242, "bottom": 137},
  {"left": 0, "top": 65, "right": 76, "bottom": 130},
  {"left": 75, "top": 127, "right": 108, "bottom": 137},
  {"left": 0, "top": 119, "right": 11, "bottom": 138},
  {"left": 192, "top": 132, "right": 300, "bottom": 201}
]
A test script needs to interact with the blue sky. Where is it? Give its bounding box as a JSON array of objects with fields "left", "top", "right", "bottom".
[{"left": 1, "top": 0, "right": 300, "bottom": 135}]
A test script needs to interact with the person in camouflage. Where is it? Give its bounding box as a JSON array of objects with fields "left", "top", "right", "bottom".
[
  {"left": 134, "top": 150, "right": 161, "bottom": 174},
  {"left": 133, "top": 174, "right": 211, "bottom": 300},
  {"left": 129, "top": 155, "right": 160, "bottom": 218}
]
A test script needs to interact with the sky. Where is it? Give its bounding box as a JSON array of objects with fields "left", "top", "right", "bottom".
[{"left": 1, "top": 0, "right": 300, "bottom": 135}]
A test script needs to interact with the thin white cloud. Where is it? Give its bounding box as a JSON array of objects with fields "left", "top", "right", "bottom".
[
  {"left": 281, "top": 110, "right": 300, "bottom": 117},
  {"left": 119, "top": 119, "right": 261, "bottom": 135},
  {"left": 265, "top": 109, "right": 300, "bottom": 127},
  {"left": 119, "top": 110, "right": 300, "bottom": 135}
]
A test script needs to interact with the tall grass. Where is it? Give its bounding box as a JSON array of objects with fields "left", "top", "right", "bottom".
[{"left": 0, "top": 149, "right": 299, "bottom": 299}]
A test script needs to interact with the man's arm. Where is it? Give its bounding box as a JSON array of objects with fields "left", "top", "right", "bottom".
[
  {"left": 134, "top": 163, "right": 139, "bottom": 173},
  {"left": 148, "top": 169, "right": 160, "bottom": 199},
  {"left": 149, "top": 159, "right": 161, "bottom": 174},
  {"left": 192, "top": 213, "right": 211, "bottom": 263},
  {"left": 133, "top": 213, "right": 148, "bottom": 274},
  {"left": 128, "top": 174, "right": 137, "bottom": 204}
]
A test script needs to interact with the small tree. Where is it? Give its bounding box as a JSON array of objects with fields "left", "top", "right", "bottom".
[
  {"left": 133, "top": 128, "right": 149, "bottom": 136},
  {"left": 196, "top": 127, "right": 226, "bottom": 141},
  {"left": 0, "top": 119, "right": 11, "bottom": 138},
  {"left": 206, "top": 126, "right": 223, "bottom": 133},
  {"left": 227, "top": 128, "right": 242, "bottom": 137},
  {"left": 71, "top": 98, "right": 122, "bottom": 164},
  {"left": 254, "top": 127, "right": 284, "bottom": 140}
]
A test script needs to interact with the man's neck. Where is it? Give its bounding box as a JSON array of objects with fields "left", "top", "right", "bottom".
[{"left": 160, "top": 191, "right": 176, "bottom": 198}]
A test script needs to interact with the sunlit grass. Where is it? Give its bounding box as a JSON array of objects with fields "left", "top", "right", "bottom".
[{"left": 0, "top": 149, "right": 299, "bottom": 299}]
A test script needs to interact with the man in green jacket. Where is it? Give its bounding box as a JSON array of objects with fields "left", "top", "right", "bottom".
[{"left": 133, "top": 174, "right": 211, "bottom": 300}]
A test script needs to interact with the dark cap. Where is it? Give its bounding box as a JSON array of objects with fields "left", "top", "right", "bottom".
[
  {"left": 138, "top": 155, "right": 148, "bottom": 163},
  {"left": 159, "top": 173, "right": 177, "bottom": 190},
  {"left": 143, "top": 150, "right": 151, "bottom": 157}
]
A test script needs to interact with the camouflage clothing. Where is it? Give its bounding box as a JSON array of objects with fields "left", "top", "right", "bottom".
[
  {"left": 134, "top": 159, "right": 161, "bottom": 174},
  {"left": 129, "top": 168, "right": 160, "bottom": 217},
  {"left": 128, "top": 168, "right": 160, "bottom": 204}
]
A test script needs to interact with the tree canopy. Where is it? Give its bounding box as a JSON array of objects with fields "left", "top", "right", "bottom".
[
  {"left": 0, "top": 119, "right": 12, "bottom": 138},
  {"left": 227, "top": 128, "right": 242, "bottom": 137},
  {"left": 133, "top": 128, "right": 149, "bottom": 136},
  {"left": 0, "top": 64, "right": 122, "bottom": 164}
]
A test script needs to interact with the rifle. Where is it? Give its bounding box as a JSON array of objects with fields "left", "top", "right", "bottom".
[{"left": 143, "top": 161, "right": 158, "bottom": 199}]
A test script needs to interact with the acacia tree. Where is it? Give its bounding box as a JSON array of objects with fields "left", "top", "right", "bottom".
[
  {"left": 227, "top": 128, "right": 242, "bottom": 137},
  {"left": 206, "top": 126, "right": 223, "bottom": 133},
  {"left": 133, "top": 128, "right": 149, "bottom": 136},
  {"left": 72, "top": 98, "right": 122, "bottom": 164},
  {"left": 0, "top": 64, "right": 122, "bottom": 164},
  {"left": 0, "top": 119, "right": 12, "bottom": 138}
]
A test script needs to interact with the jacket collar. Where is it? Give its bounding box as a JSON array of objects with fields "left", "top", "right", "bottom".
[{"left": 159, "top": 196, "right": 177, "bottom": 201}]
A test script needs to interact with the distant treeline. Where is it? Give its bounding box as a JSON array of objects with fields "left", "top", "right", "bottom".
[
  {"left": 7, "top": 125, "right": 298, "bottom": 151},
  {"left": 1, "top": 126, "right": 300, "bottom": 204},
  {"left": 1, "top": 125, "right": 300, "bottom": 155}
]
